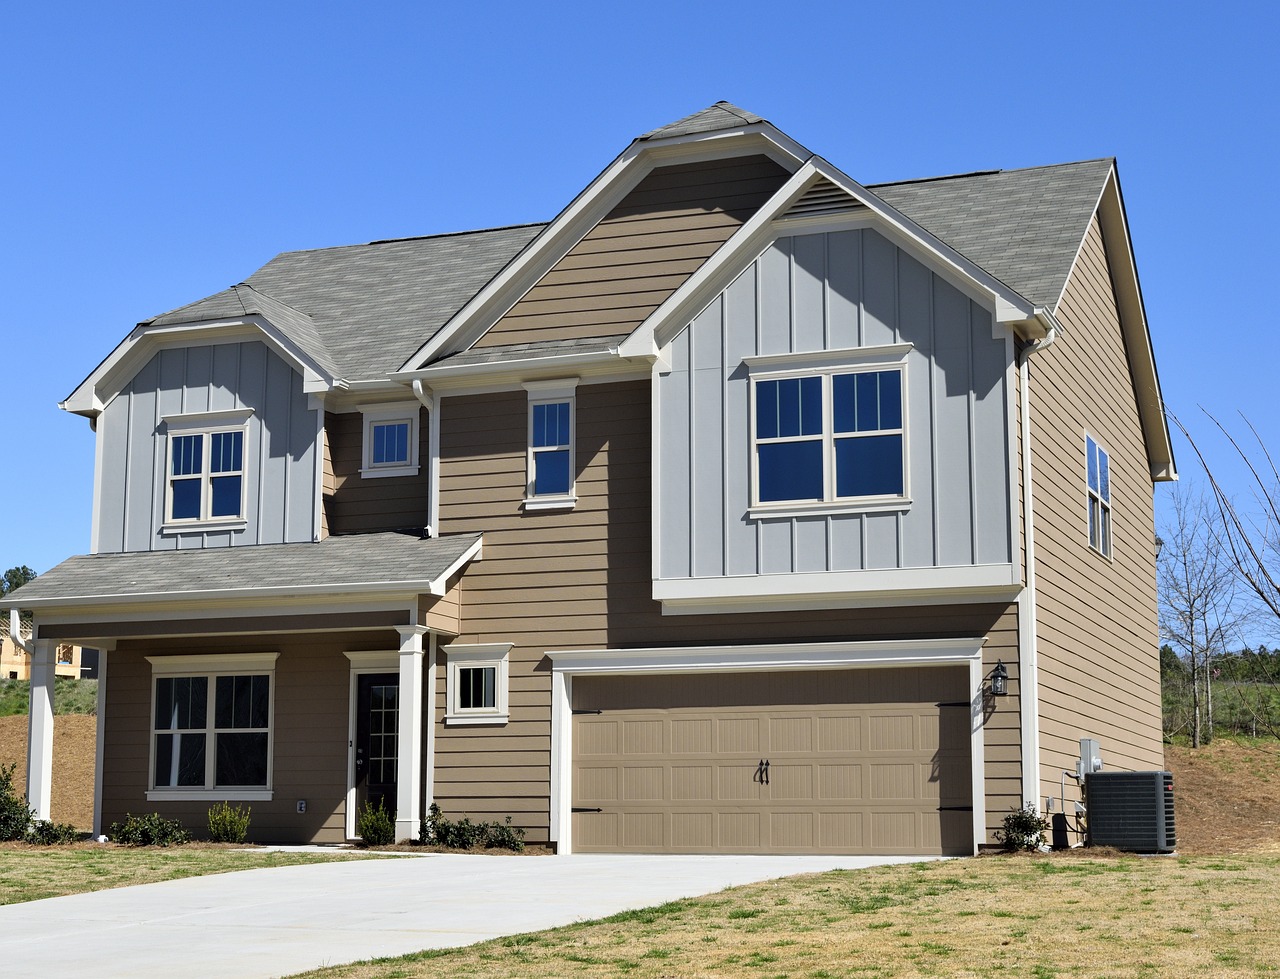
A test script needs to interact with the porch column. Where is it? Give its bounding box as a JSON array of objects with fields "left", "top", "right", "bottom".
[
  {"left": 26, "top": 639, "right": 56, "bottom": 820},
  {"left": 91, "top": 644, "right": 115, "bottom": 838},
  {"left": 395, "top": 626, "right": 428, "bottom": 842}
]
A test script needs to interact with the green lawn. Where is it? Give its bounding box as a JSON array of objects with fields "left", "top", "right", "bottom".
[
  {"left": 0, "top": 678, "right": 98, "bottom": 716},
  {"left": 0, "top": 844, "right": 378, "bottom": 904}
]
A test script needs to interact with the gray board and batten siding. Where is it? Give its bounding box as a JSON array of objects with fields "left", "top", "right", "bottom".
[
  {"left": 97, "top": 341, "right": 320, "bottom": 553},
  {"left": 658, "top": 227, "right": 1012, "bottom": 581}
]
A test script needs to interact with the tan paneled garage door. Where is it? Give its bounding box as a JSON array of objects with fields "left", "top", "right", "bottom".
[{"left": 571, "top": 667, "right": 972, "bottom": 855}]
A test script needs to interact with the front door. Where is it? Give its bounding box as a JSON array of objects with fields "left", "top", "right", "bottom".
[{"left": 354, "top": 673, "right": 399, "bottom": 820}]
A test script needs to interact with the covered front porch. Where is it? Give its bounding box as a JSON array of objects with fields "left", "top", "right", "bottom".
[{"left": 0, "top": 531, "right": 482, "bottom": 843}]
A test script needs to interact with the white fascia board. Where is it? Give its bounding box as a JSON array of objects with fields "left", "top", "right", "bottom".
[
  {"left": 619, "top": 159, "right": 1038, "bottom": 360},
  {"left": 395, "top": 353, "right": 653, "bottom": 398},
  {"left": 61, "top": 317, "right": 339, "bottom": 417},
  {"left": 548, "top": 636, "right": 986, "bottom": 675},
  {"left": 653, "top": 564, "right": 1021, "bottom": 615},
  {"left": 402, "top": 132, "right": 806, "bottom": 371},
  {"left": 1091, "top": 171, "right": 1176, "bottom": 482}
]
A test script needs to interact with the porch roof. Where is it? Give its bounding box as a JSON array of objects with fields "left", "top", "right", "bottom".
[{"left": 0, "top": 532, "right": 482, "bottom": 610}]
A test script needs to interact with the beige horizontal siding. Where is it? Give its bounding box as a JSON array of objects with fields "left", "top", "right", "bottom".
[
  {"left": 475, "top": 156, "right": 790, "bottom": 349},
  {"left": 101, "top": 630, "right": 407, "bottom": 844},
  {"left": 1029, "top": 215, "right": 1164, "bottom": 819},
  {"left": 325, "top": 409, "right": 430, "bottom": 535}
]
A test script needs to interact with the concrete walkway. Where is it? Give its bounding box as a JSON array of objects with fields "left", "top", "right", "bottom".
[{"left": 0, "top": 852, "right": 935, "bottom": 978}]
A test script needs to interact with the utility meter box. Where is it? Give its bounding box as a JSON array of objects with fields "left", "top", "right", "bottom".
[{"left": 1077, "top": 738, "right": 1103, "bottom": 778}]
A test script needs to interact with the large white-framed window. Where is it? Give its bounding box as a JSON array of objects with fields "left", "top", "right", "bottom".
[
  {"left": 443, "top": 642, "right": 511, "bottom": 726},
  {"left": 162, "top": 409, "right": 253, "bottom": 531},
  {"left": 359, "top": 402, "right": 420, "bottom": 479},
  {"left": 1086, "top": 433, "right": 1112, "bottom": 558},
  {"left": 145, "top": 653, "right": 278, "bottom": 801},
  {"left": 523, "top": 379, "right": 578, "bottom": 511},
  {"left": 746, "top": 346, "right": 909, "bottom": 514}
]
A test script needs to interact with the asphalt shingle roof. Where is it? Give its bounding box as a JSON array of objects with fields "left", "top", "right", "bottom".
[
  {"left": 145, "top": 224, "right": 546, "bottom": 383},
  {"left": 639, "top": 101, "right": 765, "bottom": 140},
  {"left": 871, "top": 159, "right": 1113, "bottom": 309},
  {"left": 0, "top": 532, "right": 481, "bottom": 606},
  {"left": 429, "top": 335, "right": 627, "bottom": 370}
]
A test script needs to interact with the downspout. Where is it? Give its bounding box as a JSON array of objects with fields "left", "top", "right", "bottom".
[
  {"left": 411, "top": 380, "right": 439, "bottom": 538},
  {"left": 9, "top": 609, "right": 32, "bottom": 655},
  {"left": 1017, "top": 307, "right": 1062, "bottom": 812}
]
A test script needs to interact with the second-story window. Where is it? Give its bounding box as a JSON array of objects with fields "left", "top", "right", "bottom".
[
  {"left": 752, "top": 366, "right": 906, "bottom": 507},
  {"left": 359, "top": 403, "right": 420, "bottom": 478},
  {"left": 162, "top": 409, "right": 253, "bottom": 528},
  {"left": 523, "top": 379, "right": 578, "bottom": 510},
  {"left": 1086, "top": 433, "right": 1112, "bottom": 557}
]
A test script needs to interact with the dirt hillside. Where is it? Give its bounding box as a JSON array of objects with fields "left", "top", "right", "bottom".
[
  {"left": 3, "top": 715, "right": 1277, "bottom": 849},
  {"left": 0, "top": 714, "right": 97, "bottom": 829}
]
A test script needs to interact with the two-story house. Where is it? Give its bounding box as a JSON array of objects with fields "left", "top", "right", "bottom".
[{"left": 3, "top": 103, "right": 1174, "bottom": 854}]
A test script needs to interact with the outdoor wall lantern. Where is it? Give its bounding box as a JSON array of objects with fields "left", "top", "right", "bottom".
[{"left": 990, "top": 660, "right": 1009, "bottom": 697}]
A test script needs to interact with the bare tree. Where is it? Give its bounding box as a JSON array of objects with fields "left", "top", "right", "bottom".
[{"left": 1158, "top": 485, "right": 1249, "bottom": 746}]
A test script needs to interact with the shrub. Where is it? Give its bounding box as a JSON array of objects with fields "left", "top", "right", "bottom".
[
  {"left": 207, "top": 802, "right": 252, "bottom": 843},
  {"left": 0, "top": 762, "right": 34, "bottom": 842},
  {"left": 995, "top": 802, "right": 1050, "bottom": 852},
  {"left": 420, "top": 803, "right": 525, "bottom": 851},
  {"left": 357, "top": 799, "right": 395, "bottom": 847},
  {"left": 26, "top": 819, "right": 80, "bottom": 845},
  {"left": 110, "top": 812, "right": 191, "bottom": 847}
]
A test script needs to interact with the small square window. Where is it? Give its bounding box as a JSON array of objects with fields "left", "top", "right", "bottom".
[
  {"left": 359, "top": 404, "right": 420, "bottom": 478},
  {"left": 1086, "top": 434, "right": 1112, "bottom": 557},
  {"left": 444, "top": 643, "right": 511, "bottom": 725}
]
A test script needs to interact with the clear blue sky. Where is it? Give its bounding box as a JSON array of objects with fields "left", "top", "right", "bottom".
[{"left": 2, "top": 1, "right": 1276, "bottom": 579}]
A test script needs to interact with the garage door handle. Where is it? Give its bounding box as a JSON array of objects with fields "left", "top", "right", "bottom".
[
  {"left": 937, "top": 806, "right": 973, "bottom": 812},
  {"left": 753, "top": 760, "right": 764, "bottom": 784},
  {"left": 572, "top": 708, "right": 603, "bottom": 715},
  {"left": 572, "top": 807, "right": 603, "bottom": 813},
  {"left": 763, "top": 759, "right": 770, "bottom": 785}
]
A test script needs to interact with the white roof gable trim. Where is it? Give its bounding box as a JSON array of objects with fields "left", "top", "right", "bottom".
[
  {"left": 62, "top": 316, "right": 341, "bottom": 418},
  {"left": 396, "top": 124, "right": 809, "bottom": 373},
  {"left": 618, "top": 158, "right": 1041, "bottom": 360}
]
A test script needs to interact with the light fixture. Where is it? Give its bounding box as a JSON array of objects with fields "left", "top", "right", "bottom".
[{"left": 990, "top": 660, "right": 1009, "bottom": 697}]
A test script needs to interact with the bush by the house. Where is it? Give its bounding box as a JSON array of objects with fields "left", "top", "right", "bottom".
[
  {"left": 26, "top": 819, "right": 80, "bottom": 845},
  {"left": 110, "top": 812, "right": 191, "bottom": 847},
  {"left": 207, "top": 802, "right": 252, "bottom": 843},
  {"left": 357, "top": 799, "right": 395, "bottom": 846},
  {"left": 995, "top": 803, "right": 1050, "bottom": 852},
  {"left": 420, "top": 803, "right": 525, "bottom": 851},
  {"left": 0, "top": 762, "right": 35, "bottom": 842}
]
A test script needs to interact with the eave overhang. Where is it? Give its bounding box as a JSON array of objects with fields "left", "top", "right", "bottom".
[{"left": 61, "top": 315, "right": 342, "bottom": 419}]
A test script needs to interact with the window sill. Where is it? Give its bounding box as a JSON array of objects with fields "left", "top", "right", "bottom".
[
  {"left": 160, "top": 518, "right": 248, "bottom": 535},
  {"left": 443, "top": 712, "right": 510, "bottom": 727},
  {"left": 360, "top": 465, "right": 420, "bottom": 479},
  {"left": 523, "top": 495, "right": 577, "bottom": 512},
  {"left": 147, "top": 789, "right": 273, "bottom": 802},
  {"left": 749, "top": 498, "right": 912, "bottom": 520}
]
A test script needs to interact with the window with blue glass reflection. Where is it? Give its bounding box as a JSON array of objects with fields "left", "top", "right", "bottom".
[
  {"left": 169, "top": 428, "right": 244, "bottom": 522},
  {"left": 531, "top": 400, "right": 572, "bottom": 496}
]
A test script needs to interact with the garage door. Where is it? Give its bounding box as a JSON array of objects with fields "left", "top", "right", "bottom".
[{"left": 571, "top": 667, "right": 972, "bottom": 855}]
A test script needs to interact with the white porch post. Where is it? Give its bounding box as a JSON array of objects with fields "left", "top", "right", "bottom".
[
  {"left": 91, "top": 644, "right": 114, "bottom": 838},
  {"left": 26, "top": 639, "right": 56, "bottom": 821},
  {"left": 395, "top": 626, "right": 428, "bottom": 842}
]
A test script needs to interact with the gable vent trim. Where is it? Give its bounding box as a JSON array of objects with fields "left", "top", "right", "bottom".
[{"left": 783, "top": 178, "right": 866, "bottom": 219}]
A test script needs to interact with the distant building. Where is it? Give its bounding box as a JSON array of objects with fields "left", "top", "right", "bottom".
[{"left": 0, "top": 616, "right": 84, "bottom": 681}]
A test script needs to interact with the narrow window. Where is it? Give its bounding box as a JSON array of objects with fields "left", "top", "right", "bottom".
[
  {"left": 1087, "top": 434, "right": 1112, "bottom": 557},
  {"left": 523, "top": 380, "right": 578, "bottom": 509}
]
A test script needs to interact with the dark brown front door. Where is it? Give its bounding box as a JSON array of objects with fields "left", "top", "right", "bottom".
[{"left": 355, "top": 673, "right": 399, "bottom": 819}]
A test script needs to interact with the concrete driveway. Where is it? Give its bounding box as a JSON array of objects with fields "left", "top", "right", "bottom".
[{"left": 0, "top": 852, "right": 936, "bottom": 978}]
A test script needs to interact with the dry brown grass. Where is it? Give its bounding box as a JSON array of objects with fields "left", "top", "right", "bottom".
[
  {"left": 301, "top": 852, "right": 1280, "bottom": 978},
  {"left": 0, "top": 713, "right": 96, "bottom": 828}
]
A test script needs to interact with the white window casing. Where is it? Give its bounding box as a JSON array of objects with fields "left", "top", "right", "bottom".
[
  {"left": 1086, "top": 433, "right": 1112, "bottom": 558},
  {"left": 145, "top": 652, "right": 278, "bottom": 802},
  {"left": 443, "top": 642, "right": 512, "bottom": 725},
  {"left": 359, "top": 402, "right": 420, "bottom": 478},
  {"left": 160, "top": 408, "right": 254, "bottom": 532},
  {"left": 523, "top": 379, "right": 578, "bottom": 511}
]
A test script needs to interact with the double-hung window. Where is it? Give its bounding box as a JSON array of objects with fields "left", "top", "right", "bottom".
[
  {"left": 443, "top": 643, "right": 511, "bottom": 725},
  {"left": 163, "top": 409, "right": 252, "bottom": 528},
  {"left": 750, "top": 352, "right": 907, "bottom": 509},
  {"left": 147, "top": 653, "right": 277, "bottom": 800},
  {"left": 359, "top": 403, "right": 420, "bottom": 478},
  {"left": 1086, "top": 434, "right": 1112, "bottom": 557},
  {"left": 523, "top": 379, "right": 577, "bottom": 509}
]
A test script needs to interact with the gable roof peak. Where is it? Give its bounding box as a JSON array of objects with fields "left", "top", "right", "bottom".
[{"left": 639, "top": 101, "right": 766, "bottom": 141}]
